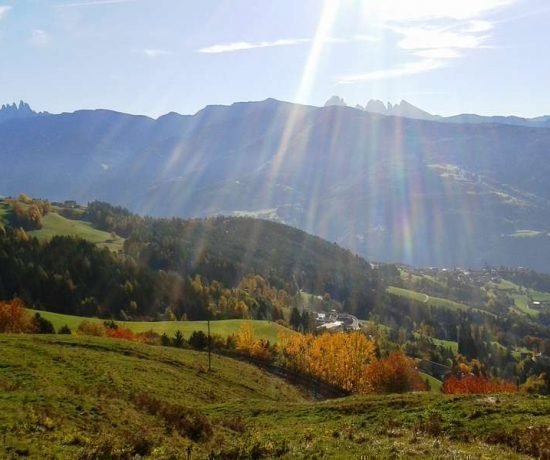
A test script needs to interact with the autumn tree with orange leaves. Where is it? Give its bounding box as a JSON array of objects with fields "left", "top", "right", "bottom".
[
  {"left": 365, "top": 352, "right": 426, "bottom": 393},
  {"left": 0, "top": 298, "right": 35, "bottom": 333}
]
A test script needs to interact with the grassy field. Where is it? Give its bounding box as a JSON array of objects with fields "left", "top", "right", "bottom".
[
  {"left": 1, "top": 335, "right": 548, "bottom": 459},
  {"left": 488, "top": 279, "right": 520, "bottom": 291},
  {"left": 431, "top": 337, "right": 459, "bottom": 353},
  {"left": 28, "top": 212, "right": 125, "bottom": 252},
  {"left": 413, "top": 332, "right": 458, "bottom": 354},
  {"left": 511, "top": 294, "right": 539, "bottom": 318},
  {"left": 388, "top": 286, "right": 471, "bottom": 312},
  {"left": 419, "top": 372, "right": 442, "bottom": 392},
  {"left": 28, "top": 309, "right": 291, "bottom": 343},
  {"left": 387, "top": 286, "right": 498, "bottom": 318}
]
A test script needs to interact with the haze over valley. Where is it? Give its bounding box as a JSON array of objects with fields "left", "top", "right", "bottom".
[{"left": 3, "top": 98, "right": 550, "bottom": 271}]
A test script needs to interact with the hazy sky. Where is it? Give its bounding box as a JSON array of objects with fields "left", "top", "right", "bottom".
[{"left": 1, "top": 0, "right": 548, "bottom": 117}]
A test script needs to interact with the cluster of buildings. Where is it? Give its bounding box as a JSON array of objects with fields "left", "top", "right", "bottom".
[{"left": 315, "top": 310, "right": 360, "bottom": 332}]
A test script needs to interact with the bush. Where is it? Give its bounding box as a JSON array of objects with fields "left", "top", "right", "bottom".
[
  {"left": 58, "top": 324, "right": 72, "bottom": 334},
  {"left": 77, "top": 320, "right": 107, "bottom": 337},
  {"left": 0, "top": 298, "right": 35, "bottom": 333},
  {"left": 365, "top": 352, "right": 426, "bottom": 394},
  {"left": 32, "top": 313, "right": 55, "bottom": 334},
  {"left": 136, "top": 330, "right": 161, "bottom": 345},
  {"left": 442, "top": 375, "right": 517, "bottom": 394},
  {"left": 160, "top": 333, "right": 171, "bottom": 347},
  {"left": 520, "top": 373, "right": 548, "bottom": 395},
  {"left": 189, "top": 330, "right": 208, "bottom": 350},
  {"left": 106, "top": 326, "right": 135, "bottom": 341},
  {"left": 210, "top": 333, "right": 226, "bottom": 350},
  {"left": 172, "top": 330, "right": 185, "bottom": 348}
]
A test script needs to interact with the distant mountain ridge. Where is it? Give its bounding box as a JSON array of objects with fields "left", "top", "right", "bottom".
[
  {"left": 3, "top": 97, "right": 550, "bottom": 271},
  {"left": 0, "top": 101, "right": 43, "bottom": 124},
  {"left": 325, "top": 96, "right": 550, "bottom": 128}
]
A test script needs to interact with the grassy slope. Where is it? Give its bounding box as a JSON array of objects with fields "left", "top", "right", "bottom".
[
  {"left": 28, "top": 309, "right": 290, "bottom": 343},
  {"left": 388, "top": 286, "right": 469, "bottom": 312},
  {"left": 1, "top": 335, "right": 548, "bottom": 459},
  {"left": 28, "top": 212, "right": 125, "bottom": 252},
  {"left": 413, "top": 332, "right": 458, "bottom": 354},
  {"left": 387, "top": 286, "right": 497, "bottom": 318},
  {"left": 419, "top": 372, "right": 442, "bottom": 392},
  {"left": 490, "top": 279, "right": 542, "bottom": 318}
]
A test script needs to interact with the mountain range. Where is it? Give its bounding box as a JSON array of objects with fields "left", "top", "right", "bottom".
[
  {"left": 2, "top": 98, "right": 550, "bottom": 271},
  {"left": 325, "top": 96, "right": 550, "bottom": 128}
]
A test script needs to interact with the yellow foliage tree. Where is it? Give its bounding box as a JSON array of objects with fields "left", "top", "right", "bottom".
[
  {"left": 278, "top": 331, "right": 376, "bottom": 393},
  {"left": 236, "top": 321, "right": 256, "bottom": 354}
]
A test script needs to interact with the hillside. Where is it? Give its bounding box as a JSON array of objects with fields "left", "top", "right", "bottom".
[
  {"left": 28, "top": 212, "right": 124, "bottom": 252},
  {"left": 0, "top": 198, "right": 382, "bottom": 321},
  {"left": 0, "top": 199, "right": 124, "bottom": 251},
  {"left": 3, "top": 100, "right": 550, "bottom": 270},
  {"left": 0, "top": 335, "right": 548, "bottom": 459}
]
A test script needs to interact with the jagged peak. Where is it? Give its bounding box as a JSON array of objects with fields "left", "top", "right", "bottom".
[
  {"left": 0, "top": 101, "right": 48, "bottom": 123},
  {"left": 324, "top": 96, "right": 347, "bottom": 107}
]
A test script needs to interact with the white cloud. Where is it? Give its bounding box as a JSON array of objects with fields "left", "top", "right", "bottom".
[
  {"left": 395, "top": 25, "right": 489, "bottom": 50},
  {"left": 325, "top": 35, "right": 379, "bottom": 44},
  {"left": 467, "top": 20, "right": 494, "bottom": 32},
  {"left": 338, "top": 59, "right": 445, "bottom": 84},
  {"left": 197, "top": 38, "right": 310, "bottom": 54},
  {"left": 53, "top": 0, "right": 133, "bottom": 7},
  {"left": 337, "top": 0, "right": 516, "bottom": 84},
  {"left": 413, "top": 48, "right": 461, "bottom": 59},
  {"left": 143, "top": 49, "right": 171, "bottom": 58},
  {"left": 358, "top": 0, "right": 516, "bottom": 21},
  {"left": 0, "top": 5, "right": 12, "bottom": 19},
  {"left": 197, "top": 35, "right": 379, "bottom": 54},
  {"left": 30, "top": 29, "right": 51, "bottom": 47}
]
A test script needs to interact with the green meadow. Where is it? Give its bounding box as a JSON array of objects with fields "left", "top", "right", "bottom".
[
  {"left": 0, "top": 335, "right": 548, "bottom": 459},
  {"left": 28, "top": 309, "right": 290, "bottom": 343}
]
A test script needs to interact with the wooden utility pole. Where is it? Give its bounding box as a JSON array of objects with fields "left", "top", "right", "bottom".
[{"left": 207, "top": 318, "right": 212, "bottom": 371}]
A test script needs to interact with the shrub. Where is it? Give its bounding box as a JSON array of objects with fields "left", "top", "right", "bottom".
[
  {"left": 520, "top": 373, "right": 548, "bottom": 395},
  {"left": 32, "top": 313, "right": 55, "bottom": 334},
  {"left": 442, "top": 375, "right": 517, "bottom": 394},
  {"left": 172, "top": 330, "right": 185, "bottom": 348},
  {"left": 189, "top": 330, "right": 208, "bottom": 350},
  {"left": 0, "top": 298, "right": 35, "bottom": 333},
  {"left": 106, "top": 326, "right": 135, "bottom": 341},
  {"left": 210, "top": 333, "right": 226, "bottom": 350},
  {"left": 77, "top": 320, "right": 107, "bottom": 337},
  {"left": 58, "top": 325, "right": 72, "bottom": 335},
  {"left": 136, "top": 330, "right": 161, "bottom": 345},
  {"left": 160, "top": 332, "right": 171, "bottom": 347},
  {"left": 365, "top": 352, "right": 426, "bottom": 394}
]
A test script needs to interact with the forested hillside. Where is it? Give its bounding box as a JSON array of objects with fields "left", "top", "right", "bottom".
[{"left": 0, "top": 198, "right": 385, "bottom": 321}]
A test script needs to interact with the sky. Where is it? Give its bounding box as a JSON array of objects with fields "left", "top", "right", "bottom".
[{"left": 0, "top": 0, "right": 549, "bottom": 118}]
